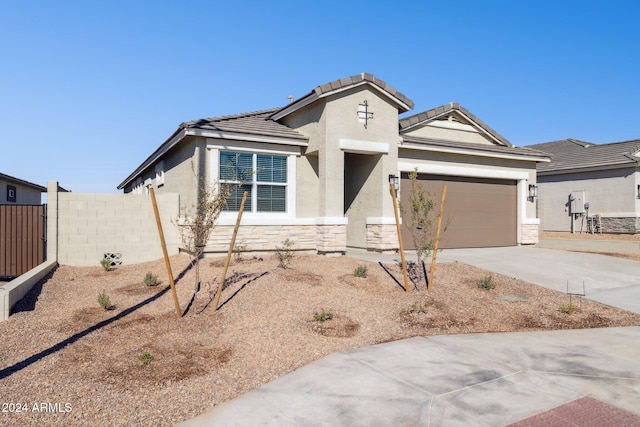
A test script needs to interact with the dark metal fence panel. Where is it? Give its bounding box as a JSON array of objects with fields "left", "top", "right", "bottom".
[{"left": 0, "top": 205, "right": 45, "bottom": 278}]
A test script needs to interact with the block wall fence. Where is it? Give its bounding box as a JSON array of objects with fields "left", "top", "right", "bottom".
[{"left": 47, "top": 182, "right": 181, "bottom": 266}]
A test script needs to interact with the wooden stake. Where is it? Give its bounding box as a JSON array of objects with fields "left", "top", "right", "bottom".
[
  {"left": 213, "top": 191, "right": 248, "bottom": 311},
  {"left": 428, "top": 184, "right": 447, "bottom": 290},
  {"left": 150, "top": 188, "right": 182, "bottom": 318},
  {"left": 390, "top": 183, "right": 410, "bottom": 292}
]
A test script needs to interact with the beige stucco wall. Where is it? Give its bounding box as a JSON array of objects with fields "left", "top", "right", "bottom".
[
  {"left": 538, "top": 167, "right": 639, "bottom": 233},
  {"left": 296, "top": 154, "right": 320, "bottom": 218},
  {"left": 56, "top": 192, "right": 180, "bottom": 266},
  {"left": 284, "top": 85, "right": 403, "bottom": 249},
  {"left": 0, "top": 179, "right": 42, "bottom": 204},
  {"left": 123, "top": 137, "right": 200, "bottom": 212},
  {"left": 404, "top": 121, "right": 494, "bottom": 145}
]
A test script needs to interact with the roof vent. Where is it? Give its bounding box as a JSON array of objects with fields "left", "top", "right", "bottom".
[{"left": 287, "top": 95, "right": 294, "bottom": 103}]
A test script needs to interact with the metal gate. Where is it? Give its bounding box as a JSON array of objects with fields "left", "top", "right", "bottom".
[{"left": 0, "top": 204, "right": 46, "bottom": 278}]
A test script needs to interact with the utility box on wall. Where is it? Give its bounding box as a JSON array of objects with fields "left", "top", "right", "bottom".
[{"left": 570, "top": 191, "right": 586, "bottom": 214}]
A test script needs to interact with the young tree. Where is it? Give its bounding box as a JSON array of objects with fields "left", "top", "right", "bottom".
[
  {"left": 178, "top": 177, "right": 234, "bottom": 298},
  {"left": 402, "top": 169, "right": 449, "bottom": 286}
]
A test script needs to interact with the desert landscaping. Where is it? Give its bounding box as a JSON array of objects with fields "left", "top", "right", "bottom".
[{"left": 1, "top": 243, "right": 639, "bottom": 426}]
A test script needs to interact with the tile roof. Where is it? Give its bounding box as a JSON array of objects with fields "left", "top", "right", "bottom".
[
  {"left": 401, "top": 135, "right": 550, "bottom": 160},
  {"left": 313, "top": 73, "right": 414, "bottom": 110},
  {"left": 0, "top": 172, "right": 46, "bottom": 192},
  {"left": 182, "top": 108, "right": 307, "bottom": 140},
  {"left": 399, "top": 103, "right": 512, "bottom": 147},
  {"left": 117, "top": 109, "right": 306, "bottom": 189},
  {"left": 528, "top": 138, "right": 640, "bottom": 173},
  {"left": 270, "top": 73, "right": 414, "bottom": 120}
]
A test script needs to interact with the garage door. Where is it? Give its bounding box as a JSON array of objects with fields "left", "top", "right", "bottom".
[{"left": 400, "top": 173, "right": 517, "bottom": 249}]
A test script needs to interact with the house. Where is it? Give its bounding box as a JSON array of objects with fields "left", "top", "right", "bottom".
[
  {"left": 118, "top": 73, "right": 549, "bottom": 255},
  {"left": 0, "top": 173, "right": 46, "bottom": 205},
  {"left": 528, "top": 138, "right": 640, "bottom": 234}
]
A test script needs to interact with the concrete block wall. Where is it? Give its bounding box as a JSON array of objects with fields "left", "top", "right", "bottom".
[
  {"left": 366, "top": 224, "right": 399, "bottom": 252},
  {"left": 56, "top": 191, "right": 180, "bottom": 266}
]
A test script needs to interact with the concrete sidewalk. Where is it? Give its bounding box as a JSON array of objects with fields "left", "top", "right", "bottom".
[
  {"left": 179, "top": 327, "right": 640, "bottom": 426},
  {"left": 178, "top": 247, "right": 640, "bottom": 426}
]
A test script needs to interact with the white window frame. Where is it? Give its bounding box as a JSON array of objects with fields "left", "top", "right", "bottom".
[{"left": 209, "top": 146, "right": 297, "bottom": 224}]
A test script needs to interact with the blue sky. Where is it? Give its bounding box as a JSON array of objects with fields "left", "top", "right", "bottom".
[{"left": 1, "top": 1, "right": 639, "bottom": 193}]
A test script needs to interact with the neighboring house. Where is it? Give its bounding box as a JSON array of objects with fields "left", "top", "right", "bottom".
[
  {"left": 528, "top": 138, "right": 640, "bottom": 234},
  {"left": 0, "top": 173, "right": 46, "bottom": 205},
  {"left": 119, "top": 73, "right": 549, "bottom": 255}
]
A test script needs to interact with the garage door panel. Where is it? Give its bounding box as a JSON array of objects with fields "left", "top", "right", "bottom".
[{"left": 400, "top": 173, "right": 516, "bottom": 249}]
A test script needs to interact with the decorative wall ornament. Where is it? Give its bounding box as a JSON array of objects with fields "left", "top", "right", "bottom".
[{"left": 357, "top": 100, "right": 374, "bottom": 129}]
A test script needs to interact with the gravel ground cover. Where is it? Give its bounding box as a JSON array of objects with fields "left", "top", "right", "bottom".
[
  {"left": 540, "top": 231, "right": 640, "bottom": 261},
  {"left": 1, "top": 251, "right": 639, "bottom": 426}
]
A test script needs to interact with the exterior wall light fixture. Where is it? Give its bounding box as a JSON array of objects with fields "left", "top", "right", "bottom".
[
  {"left": 528, "top": 184, "right": 538, "bottom": 202},
  {"left": 389, "top": 174, "right": 399, "bottom": 191},
  {"left": 637, "top": 184, "right": 640, "bottom": 199}
]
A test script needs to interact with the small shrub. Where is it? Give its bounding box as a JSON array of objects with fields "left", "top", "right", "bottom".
[
  {"left": 354, "top": 265, "right": 368, "bottom": 278},
  {"left": 477, "top": 275, "right": 494, "bottom": 290},
  {"left": 100, "top": 258, "right": 111, "bottom": 271},
  {"left": 403, "top": 301, "right": 430, "bottom": 315},
  {"left": 312, "top": 310, "right": 333, "bottom": 322},
  {"left": 560, "top": 303, "right": 579, "bottom": 315},
  {"left": 143, "top": 272, "right": 159, "bottom": 287},
  {"left": 275, "top": 239, "right": 295, "bottom": 269},
  {"left": 138, "top": 348, "right": 155, "bottom": 365},
  {"left": 233, "top": 240, "right": 247, "bottom": 262},
  {"left": 98, "top": 290, "right": 113, "bottom": 310}
]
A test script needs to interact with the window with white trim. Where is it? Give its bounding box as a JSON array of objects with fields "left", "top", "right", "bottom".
[{"left": 220, "top": 151, "right": 287, "bottom": 212}]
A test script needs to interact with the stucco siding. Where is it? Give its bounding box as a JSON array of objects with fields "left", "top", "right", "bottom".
[
  {"left": 404, "top": 122, "right": 494, "bottom": 145},
  {"left": 538, "top": 168, "right": 637, "bottom": 232},
  {"left": 296, "top": 154, "right": 320, "bottom": 217},
  {"left": 0, "top": 180, "right": 42, "bottom": 204}
]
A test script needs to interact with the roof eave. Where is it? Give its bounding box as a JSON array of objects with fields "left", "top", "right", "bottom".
[
  {"left": 399, "top": 140, "right": 550, "bottom": 163},
  {"left": 538, "top": 162, "right": 639, "bottom": 176},
  {"left": 117, "top": 128, "right": 308, "bottom": 190},
  {"left": 0, "top": 173, "right": 47, "bottom": 192},
  {"left": 117, "top": 127, "right": 187, "bottom": 190},
  {"left": 400, "top": 104, "right": 512, "bottom": 148},
  {"left": 271, "top": 76, "right": 413, "bottom": 122}
]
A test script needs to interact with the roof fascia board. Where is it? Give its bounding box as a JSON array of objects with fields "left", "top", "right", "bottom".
[
  {"left": 192, "top": 129, "right": 308, "bottom": 146},
  {"left": 0, "top": 173, "right": 46, "bottom": 192},
  {"left": 270, "top": 93, "right": 319, "bottom": 121},
  {"left": 455, "top": 110, "right": 507, "bottom": 146},
  {"left": 538, "top": 163, "right": 639, "bottom": 176},
  {"left": 206, "top": 139, "right": 302, "bottom": 155},
  {"left": 322, "top": 82, "right": 412, "bottom": 112},
  {"left": 401, "top": 109, "right": 507, "bottom": 147},
  {"left": 399, "top": 141, "right": 550, "bottom": 163},
  {"left": 118, "top": 126, "right": 308, "bottom": 189},
  {"left": 272, "top": 81, "right": 412, "bottom": 121},
  {"left": 117, "top": 128, "right": 187, "bottom": 189}
]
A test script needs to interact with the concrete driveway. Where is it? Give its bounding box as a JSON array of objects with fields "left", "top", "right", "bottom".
[
  {"left": 436, "top": 246, "right": 640, "bottom": 314},
  {"left": 178, "top": 246, "right": 640, "bottom": 427}
]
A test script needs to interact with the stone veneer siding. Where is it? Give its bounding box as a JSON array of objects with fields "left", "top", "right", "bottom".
[
  {"left": 520, "top": 224, "right": 539, "bottom": 245},
  {"left": 204, "top": 224, "right": 347, "bottom": 255},
  {"left": 600, "top": 217, "right": 640, "bottom": 234},
  {"left": 366, "top": 224, "right": 399, "bottom": 252},
  {"left": 314, "top": 224, "right": 347, "bottom": 255}
]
